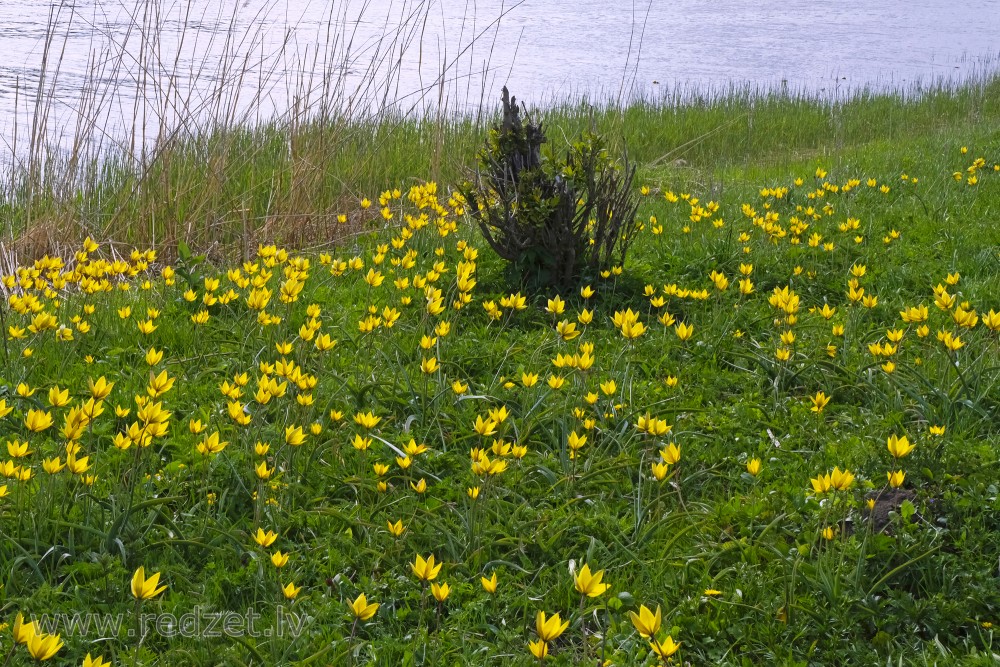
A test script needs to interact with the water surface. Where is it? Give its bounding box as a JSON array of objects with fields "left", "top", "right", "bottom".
[{"left": 0, "top": 0, "right": 997, "bottom": 152}]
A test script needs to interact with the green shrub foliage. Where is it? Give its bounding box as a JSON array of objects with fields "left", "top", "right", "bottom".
[{"left": 463, "top": 88, "right": 640, "bottom": 290}]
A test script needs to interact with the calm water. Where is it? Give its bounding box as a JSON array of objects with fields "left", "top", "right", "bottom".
[{"left": 0, "top": 0, "right": 998, "bottom": 152}]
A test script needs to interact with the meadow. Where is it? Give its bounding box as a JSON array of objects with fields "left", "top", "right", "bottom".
[{"left": 1, "top": 76, "right": 1000, "bottom": 666}]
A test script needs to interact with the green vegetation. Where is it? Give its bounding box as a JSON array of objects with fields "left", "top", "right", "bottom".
[
  {"left": 4, "top": 73, "right": 1000, "bottom": 257},
  {"left": 1, "top": 72, "right": 999, "bottom": 666}
]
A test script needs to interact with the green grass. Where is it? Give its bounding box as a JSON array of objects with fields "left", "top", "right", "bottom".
[
  {"left": 0, "top": 83, "right": 999, "bottom": 666},
  {"left": 4, "top": 73, "right": 1000, "bottom": 257}
]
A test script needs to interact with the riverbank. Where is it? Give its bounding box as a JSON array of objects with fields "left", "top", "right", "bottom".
[{"left": 2, "top": 72, "right": 999, "bottom": 259}]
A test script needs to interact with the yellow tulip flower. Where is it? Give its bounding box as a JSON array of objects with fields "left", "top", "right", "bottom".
[{"left": 131, "top": 566, "right": 167, "bottom": 600}]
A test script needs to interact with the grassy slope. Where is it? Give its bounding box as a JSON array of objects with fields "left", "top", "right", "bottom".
[
  {"left": 0, "top": 84, "right": 999, "bottom": 666},
  {"left": 4, "top": 75, "right": 1000, "bottom": 255}
]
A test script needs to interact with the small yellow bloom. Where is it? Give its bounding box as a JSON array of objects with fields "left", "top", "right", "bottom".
[
  {"left": 660, "top": 443, "right": 681, "bottom": 465},
  {"left": 810, "top": 391, "right": 831, "bottom": 413},
  {"left": 535, "top": 611, "right": 569, "bottom": 642},
  {"left": 887, "top": 434, "right": 914, "bottom": 459},
  {"left": 279, "top": 582, "right": 301, "bottom": 600},
  {"left": 411, "top": 554, "right": 443, "bottom": 581},
  {"left": 481, "top": 571, "right": 498, "bottom": 594},
  {"left": 130, "top": 566, "right": 168, "bottom": 600},
  {"left": 431, "top": 582, "right": 450, "bottom": 602},
  {"left": 829, "top": 466, "right": 855, "bottom": 491},
  {"left": 253, "top": 528, "right": 278, "bottom": 548},
  {"left": 348, "top": 593, "right": 379, "bottom": 620},
  {"left": 629, "top": 604, "right": 661, "bottom": 638},
  {"left": 528, "top": 639, "right": 548, "bottom": 660},
  {"left": 574, "top": 564, "right": 609, "bottom": 597},
  {"left": 650, "top": 635, "right": 681, "bottom": 659},
  {"left": 284, "top": 425, "right": 306, "bottom": 446},
  {"left": 83, "top": 653, "right": 111, "bottom": 667},
  {"left": 25, "top": 409, "right": 54, "bottom": 432},
  {"left": 14, "top": 612, "right": 36, "bottom": 644},
  {"left": 27, "top": 631, "right": 63, "bottom": 661}
]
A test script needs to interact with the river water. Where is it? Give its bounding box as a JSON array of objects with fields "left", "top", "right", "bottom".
[{"left": 0, "top": 0, "right": 998, "bottom": 153}]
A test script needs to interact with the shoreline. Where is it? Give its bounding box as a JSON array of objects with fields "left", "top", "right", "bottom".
[{"left": 2, "top": 70, "right": 999, "bottom": 259}]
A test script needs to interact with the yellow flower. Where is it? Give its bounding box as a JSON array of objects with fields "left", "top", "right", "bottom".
[
  {"left": 650, "top": 636, "right": 681, "bottom": 659},
  {"left": 348, "top": 593, "right": 379, "bottom": 621},
  {"left": 83, "top": 653, "right": 111, "bottom": 667},
  {"left": 255, "top": 461, "right": 273, "bottom": 479},
  {"left": 473, "top": 415, "right": 497, "bottom": 437},
  {"left": 25, "top": 409, "right": 53, "bottom": 432},
  {"left": 810, "top": 473, "right": 832, "bottom": 494},
  {"left": 887, "top": 434, "right": 914, "bottom": 459},
  {"left": 421, "top": 356, "right": 439, "bottom": 373},
  {"left": 481, "top": 571, "right": 498, "bottom": 594},
  {"left": 27, "top": 631, "right": 63, "bottom": 661},
  {"left": 660, "top": 443, "right": 681, "bottom": 465},
  {"left": 47, "top": 386, "right": 70, "bottom": 407},
  {"left": 528, "top": 639, "right": 548, "bottom": 660},
  {"left": 14, "top": 612, "right": 36, "bottom": 644},
  {"left": 253, "top": 528, "right": 278, "bottom": 548},
  {"left": 567, "top": 431, "right": 587, "bottom": 453},
  {"left": 353, "top": 411, "right": 381, "bottom": 430},
  {"left": 887, "top": 470, "right": 905, "bottom": 488},
  {"left": 574, "top": 564, "right": 609, "bottom": 597},
  {"left": 8, "top": 439, "right": 31, "bottom": 458},
  {"left": 822, "top": 526, "right": 836, "bottom": 540},
  {"left": 131, "top": 566, "right": 167, "bottom": 600},
  {"left": 535, "top": 611, "right": 569, "bottom": 642},
  {"left": 829, "top": 466, "right": 855, "bottom": 491},
  {"left": 651, "top": 461, "right": 670, "bottom": 481},
  {"left": 410, "top": 478, "right": 427, "bottom": 494},
  {"left": 636, "top": 412, "right": 671, "bottom": 436},
  {"left": 809, "top": 391, "right": 831, "bottom": 413},
  {"left": 411, "top": 554, "right": 443, "bottom": 582},
  {"left": 746, "top": 458, "right": 761, "bottom": 476},
  {"left": 271, "top": 551, "right": 290, "bottom": 568},
  {"left": 674, "top": 321, "right": 694, "bottom": 341},
  {"left": 620, "top": 317, "right": 646, "bottom": 340},
  {"left": 387, "top": 519, "right": 406, "bottom": 537},
  {"left": 284, "top": 425, "right": 306, "bottom": 446},
  {"left": 629, "top": 604, "right": 662, "bottom": 638},
  {"left": 196, "top": 432, "right": 228, "bottom": 455},
  {"left": 431, "top": 582, "right": 451, "bottom": 602},
  {"left": 282, "top": 582, "right": 301, "bottom": 600}
]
